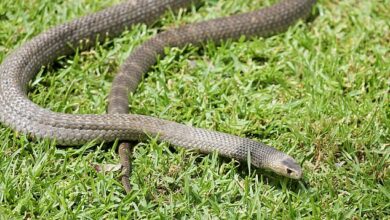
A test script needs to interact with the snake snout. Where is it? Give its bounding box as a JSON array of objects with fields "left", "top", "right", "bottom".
[{"left": 280, "top": 157, "right": 302, "bottom": 179}]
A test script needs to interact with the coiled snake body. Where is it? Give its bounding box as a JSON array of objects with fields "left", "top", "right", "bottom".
[{"left": 0, "top": 0, "right": 316, "bottom": 192}]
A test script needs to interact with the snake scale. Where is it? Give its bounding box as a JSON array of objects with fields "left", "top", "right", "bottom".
[{"left": 0, "top": 0, "right": 316, "bottom": 192}]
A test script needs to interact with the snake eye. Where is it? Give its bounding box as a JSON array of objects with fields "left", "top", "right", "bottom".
[{"left": 286, "top": 168, "right": 293, "bottom": 175}]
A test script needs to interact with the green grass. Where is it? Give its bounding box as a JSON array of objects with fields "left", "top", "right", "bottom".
[{"left": 0, "top": 0, "right": 389, "bottom": 218}]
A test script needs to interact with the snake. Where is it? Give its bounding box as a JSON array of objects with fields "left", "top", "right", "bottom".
[{"left": 0, "top": 0, "right": 316, "bottom": 192}]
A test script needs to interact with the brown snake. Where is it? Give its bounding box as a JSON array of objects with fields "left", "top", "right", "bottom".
[{"left": 0, "top": 0, "right": 316, "bottom": 193}]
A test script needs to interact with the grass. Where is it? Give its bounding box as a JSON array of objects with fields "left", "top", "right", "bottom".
[{"left": 0, "top": 0, "right": 389, "bottom": 218}]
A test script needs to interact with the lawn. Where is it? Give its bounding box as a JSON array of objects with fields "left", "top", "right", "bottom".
[{"left": 0, "top": 0, "right": 389, "bottom": 218}]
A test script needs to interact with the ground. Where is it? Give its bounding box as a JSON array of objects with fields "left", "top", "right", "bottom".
[{"left": 0, "top": 0, "right": 389, "bottom": 218}]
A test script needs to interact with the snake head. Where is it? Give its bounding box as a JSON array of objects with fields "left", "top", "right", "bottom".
[{"left": 270, "top": 156, "right": 302, "bottom": 179}]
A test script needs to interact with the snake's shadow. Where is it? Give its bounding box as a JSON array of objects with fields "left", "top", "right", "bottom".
[
  {"left": 217, "top": 155, "right": 309, "bottom": 193},
  {"left": 57, "top": 140, "right": 309, "bottom": 194}
]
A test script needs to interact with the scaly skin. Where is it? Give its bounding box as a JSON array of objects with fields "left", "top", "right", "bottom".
[{"left": 0, "top": 0, "right": 316, "bottom": 193}]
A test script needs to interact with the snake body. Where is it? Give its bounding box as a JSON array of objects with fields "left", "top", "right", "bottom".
[{"left": 0, "top": 0, "right": 316, "bottom": 182}]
